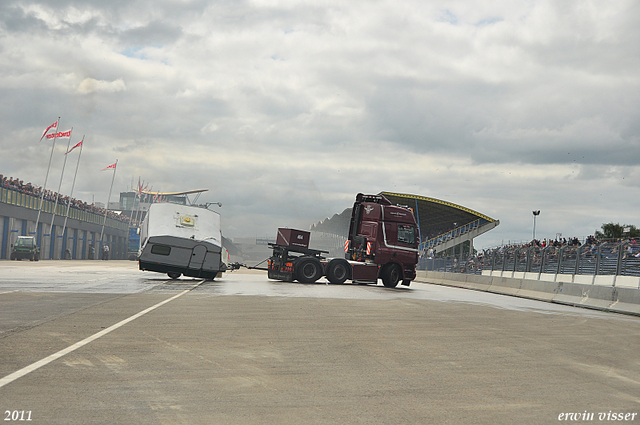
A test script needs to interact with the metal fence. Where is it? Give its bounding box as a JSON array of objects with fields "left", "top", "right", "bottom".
[{"left": 422, "top": 241, "right": 640, "bottom": 277}]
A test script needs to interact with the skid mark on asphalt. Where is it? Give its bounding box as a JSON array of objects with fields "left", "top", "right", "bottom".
[
  {"left": 63, "top": 356, "right": 95, "bottom": 368},
  {"left": 569, "top": 361, "right": 640, "bottom": 387},
  {"left": 96, "top": 354, "right": 126, "bottom": 372}
]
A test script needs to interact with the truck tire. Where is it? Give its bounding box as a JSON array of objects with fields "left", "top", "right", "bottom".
[
  {"left": 326, "top": 259, "right": 350, "bottom": 284},
  {"left": 381, "top": 263, "right": 401, "bottom": 288},
  {"left": 167, "top": 272, "right": 181, "bottom": 280},
  {"left": 295, "top": 257, "right": 323, "bottom": 283}
]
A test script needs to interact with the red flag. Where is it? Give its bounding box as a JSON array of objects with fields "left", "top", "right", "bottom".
[
  {"left": 101, "top": 162, "right": 117, "bottom": 171},
  {"left": 40, "top": 120, "right": 58, "bottom": 141},
  {"left": 65, "top": 139, "right": 83, "bottom": 154},
  {"left": 46, "top": 129, "right": 72, "bottom": 140},
  {"left": 136, "top": 179, "right": 147, "bottom": 194}
]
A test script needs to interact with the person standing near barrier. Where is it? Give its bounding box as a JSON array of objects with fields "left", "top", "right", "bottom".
[
  {"left": 625, "top": 244, "right": 633, "bottom": 259},
  {"left": 102, "top": 244, "right": 109, "bottom": 260}
]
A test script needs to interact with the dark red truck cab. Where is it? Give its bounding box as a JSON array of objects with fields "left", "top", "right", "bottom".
[
  {"left": 346, "top": 193, "right": 419, "bottom": 286},
  {"left": 267, "top": 193, "right": 419, "bottom": 288}
]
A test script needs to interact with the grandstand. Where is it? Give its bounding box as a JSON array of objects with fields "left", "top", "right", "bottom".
[
  {"left": 381, "top": 192, "right": 499, "bottom": 253},
  {"left": 310, "top": 191, "right": 499, "bottom": 255}
]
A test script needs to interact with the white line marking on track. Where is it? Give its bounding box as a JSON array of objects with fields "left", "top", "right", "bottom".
[{"left": 0, "top": 280, "right": 204, "bottom": 389}]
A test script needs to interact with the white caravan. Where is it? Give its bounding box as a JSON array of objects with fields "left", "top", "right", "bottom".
[{"left": 138, "top": 203, "right": 229, "bottom": 279}]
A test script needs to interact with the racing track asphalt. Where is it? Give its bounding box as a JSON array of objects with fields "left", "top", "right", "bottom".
[{"left": 1, "top": 261, "right": 639, "bottom": 424}]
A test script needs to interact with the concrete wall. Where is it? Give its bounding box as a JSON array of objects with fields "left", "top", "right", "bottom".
[{"left": 415, "top": 270, "right": 640, "bottom": 316}]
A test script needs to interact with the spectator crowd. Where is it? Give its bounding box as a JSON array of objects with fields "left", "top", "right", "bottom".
[
  {"left": 422, "top": 234, "right": 640, "bottom": 274},
  {"left": 1, "top": 174, "right": 128, "bottom": 223},
  {"left": 484, "top": 235, "right": 637, "bottom": 256}
]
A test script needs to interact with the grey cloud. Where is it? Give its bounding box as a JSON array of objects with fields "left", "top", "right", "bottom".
[
  {"left": 0, "top": 3, "right": 48, "bottom": 33},
  {"left": 119, "top": 20, "right": 183, "bottom": 48}
]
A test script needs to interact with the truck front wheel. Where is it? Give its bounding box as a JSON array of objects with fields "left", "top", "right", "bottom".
[
  {"left": 381, "top": 264, "right": 401, "bottom": 288},
  {"left": 295, "top": 258, "right": 323, "bottom": 283}
]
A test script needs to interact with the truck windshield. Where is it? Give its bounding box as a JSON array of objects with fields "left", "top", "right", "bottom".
[{"left": 397, "top": 225, "right": 415, "bottom": 245}]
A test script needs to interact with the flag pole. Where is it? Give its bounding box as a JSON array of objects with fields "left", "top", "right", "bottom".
[
  {"left": 61, "top": 136, "right": 84, "bottom": 243},
  {"left": 100, "top": 159, "right": 118, "bottom": 244},
  {"left": 49, "top": 128, "right": 73, "bottom": 258},
  {"left": 34, "top": 117, "right": 60, "bottom": 239}
]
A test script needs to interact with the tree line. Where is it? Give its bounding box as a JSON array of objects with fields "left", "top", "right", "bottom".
[{"left": 596, "top": 223, "right": 640, "bottom": 239}]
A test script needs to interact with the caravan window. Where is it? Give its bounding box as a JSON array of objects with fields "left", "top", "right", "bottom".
[{"left": 151, "top": 244, "right": 172, "bottom": 256}]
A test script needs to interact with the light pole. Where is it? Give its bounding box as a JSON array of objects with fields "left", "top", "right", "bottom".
[{"left": 532, "top": 210, "right": 540, "bottom": 240}]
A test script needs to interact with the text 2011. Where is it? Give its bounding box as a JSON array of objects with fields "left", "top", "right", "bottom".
[{"left": 4, "top": 411, "right": 32, "bottom": 421}]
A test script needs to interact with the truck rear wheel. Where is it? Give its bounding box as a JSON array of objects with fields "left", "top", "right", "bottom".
[
  {"left": 295, "top": 257, "right": 323, "bottom": 283},
  {"left": 327, "top": 259, "right": 350, "bottom": 284},
  {"left": 381, "top": 264, "right": 401, "bottom": 288},
  {"left": 167, "top": 272, "right": 181, "bottom": 280}
]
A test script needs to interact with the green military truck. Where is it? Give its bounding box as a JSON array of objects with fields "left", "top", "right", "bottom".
[{"left": 10, "top": 236, "right": 40, "bottom": 261}]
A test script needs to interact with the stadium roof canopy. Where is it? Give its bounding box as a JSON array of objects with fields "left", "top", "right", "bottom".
[
  {"left": 140, "top": 189, "right": 208, "bottom": 196},
  {"left": 380, "top": 192, "right": 498, "bottom": 243}
]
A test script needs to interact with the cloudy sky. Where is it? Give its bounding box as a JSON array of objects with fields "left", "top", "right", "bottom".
[{"left": 1, "top": 0, "right": 639, "bottom": 248}]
